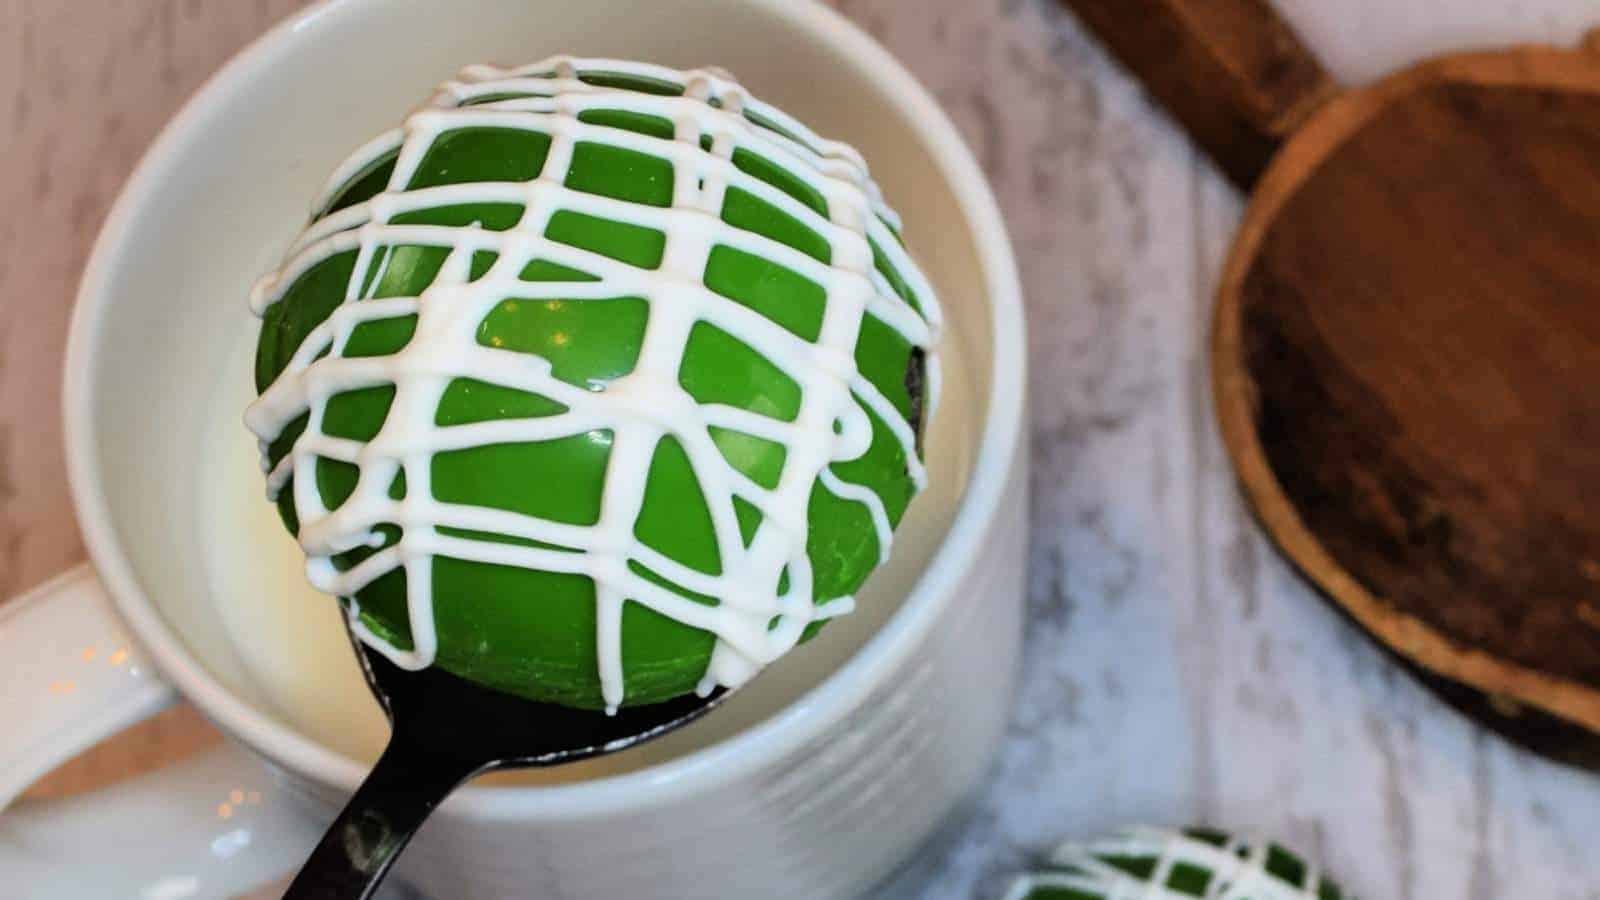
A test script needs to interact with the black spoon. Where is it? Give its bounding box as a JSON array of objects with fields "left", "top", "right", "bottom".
[{"left": 283, "top": 626, "right": 730, "bottom": 900}]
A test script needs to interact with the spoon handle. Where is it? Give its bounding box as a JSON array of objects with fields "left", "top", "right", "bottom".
[
  {"left": 1059, "top": 0, "right": 1337, "bottom": 188},
  {"left": 282, "top": 733, "right": 485, "bottom": 900}
]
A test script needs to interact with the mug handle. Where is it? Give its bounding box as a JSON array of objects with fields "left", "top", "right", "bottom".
[
  {"left": 0, "top": 565, "right": 320, "bottom": 897},
  {"left": 0, "top": 564, "right": 176, "bottom": 809}
]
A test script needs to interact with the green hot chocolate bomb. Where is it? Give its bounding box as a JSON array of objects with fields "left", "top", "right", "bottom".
[
  {"left": 248, "top": 58, "right": 940, "bottom": 711},
  {"left": 1004, "top": 827, "right": 1351, "bottom": 900}
]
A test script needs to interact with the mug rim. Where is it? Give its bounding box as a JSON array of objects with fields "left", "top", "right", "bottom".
[{"left": 64, "top": 0, "right": 1025, "bottom": 820}]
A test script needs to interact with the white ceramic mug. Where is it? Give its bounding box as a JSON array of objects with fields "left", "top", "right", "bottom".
[{"left": 0, "top": 1, "right": 1026, "bottom": 896}]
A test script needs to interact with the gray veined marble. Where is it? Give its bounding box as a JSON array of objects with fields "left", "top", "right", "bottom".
[{"left": 841, "top": 0, "right": 1600, "bottom": 898}]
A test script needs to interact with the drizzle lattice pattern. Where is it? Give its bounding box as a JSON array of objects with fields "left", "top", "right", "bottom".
[
  {"left": 246, "top": 58, "right": 940, "bottom": 709},
  {"left": 1002, "top": 827, "right": 1350, "bottom": 900}
]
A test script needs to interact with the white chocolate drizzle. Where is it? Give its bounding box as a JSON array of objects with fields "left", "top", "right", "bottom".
[
  {"left": 1002, "top": 827, "right": 1348, "bottom": 900},
  {"left": 245, "top": 57, "right": 941, "bottom": 712}
]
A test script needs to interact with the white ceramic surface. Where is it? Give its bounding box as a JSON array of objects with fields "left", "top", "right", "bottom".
[
  {"left": 0, "top": 0, "right": 1026, "bottom": 897},
  {"left": 0, "top": 567, "right": 172, "bottom": 811},
  {"left": 1, "top": 729, "right": 313, "bottom": 900}
]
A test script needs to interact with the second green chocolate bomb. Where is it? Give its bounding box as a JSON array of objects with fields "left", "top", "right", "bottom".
[{"left": 246, "top": 58, "right": 941, "bottom": 711}]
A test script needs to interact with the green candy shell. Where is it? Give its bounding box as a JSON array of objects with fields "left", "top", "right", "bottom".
[
  {"left": 255, "top": 68, "right": 930, "bottom": 708},
  {"left": 1003, "top": 827, "right": 1351, "bottom": 900}
]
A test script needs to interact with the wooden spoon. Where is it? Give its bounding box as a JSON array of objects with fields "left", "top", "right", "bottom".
[
  {"left": 282, "top": 629, "right": 729, "bottom": 899},
  {"left": 1063, "top": 0, "right": 1600, "bottom": 766}
]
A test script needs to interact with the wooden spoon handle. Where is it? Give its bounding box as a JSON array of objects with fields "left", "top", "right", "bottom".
[{"left": 1060, "top": 0, "right": 1338, "bottom": 187}]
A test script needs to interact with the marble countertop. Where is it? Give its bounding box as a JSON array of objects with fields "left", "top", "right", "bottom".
[{"left": 6, "top": 1, "right": 1600, "bottom": 897}]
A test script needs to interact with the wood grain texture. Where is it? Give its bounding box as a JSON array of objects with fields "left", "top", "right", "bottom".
[
  {"left": 1214, "top": 45, "right": 1600, "bottom": 763},
  {"left": 1058, "top": 0, "right": 1337, "bottom": 187},
  {"left": 7, "top": 2, "right": 1600, "bottom": 899}
]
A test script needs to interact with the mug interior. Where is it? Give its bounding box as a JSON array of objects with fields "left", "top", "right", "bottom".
[{"left": 69, "top": 0, "right": 1006, "bottom": 803}]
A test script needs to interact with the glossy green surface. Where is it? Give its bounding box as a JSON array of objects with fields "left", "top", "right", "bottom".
[
  {"left": 1010, "top": 828, "right": 1348, "bottom": 900},
  {"left": 256, "top": 82, "right": 925, "bottom": 708}
]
